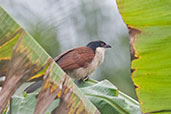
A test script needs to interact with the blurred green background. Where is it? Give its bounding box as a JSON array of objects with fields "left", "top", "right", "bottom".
[{"left": 0, "top": 0, "right": 136, "bottom": 99}]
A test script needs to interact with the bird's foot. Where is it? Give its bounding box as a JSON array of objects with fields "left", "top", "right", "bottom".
[{"left": 81, "top": 76, "right": 89, "bottom": 82}]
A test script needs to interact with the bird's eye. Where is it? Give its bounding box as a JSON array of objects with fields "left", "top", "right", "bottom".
[{"left": 101, "top": 43, "right": 105, "bottom": 47}]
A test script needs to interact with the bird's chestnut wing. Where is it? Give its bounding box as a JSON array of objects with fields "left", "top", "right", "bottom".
[{"left": 54, "top": 47, "right": 95, "bottom": 71}]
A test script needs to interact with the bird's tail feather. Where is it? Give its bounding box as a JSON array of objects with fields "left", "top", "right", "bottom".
[{"left": 24, "top": 80, "right": 43, "bottom": 93}]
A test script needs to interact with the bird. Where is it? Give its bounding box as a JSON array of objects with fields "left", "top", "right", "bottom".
[{"left": 25, "top": 40, "right": 111, "bottom": 93}]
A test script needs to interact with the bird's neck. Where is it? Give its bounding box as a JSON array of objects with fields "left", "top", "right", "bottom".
[{"left": 94, "top": 47, "right": 105, "bottom": 65}]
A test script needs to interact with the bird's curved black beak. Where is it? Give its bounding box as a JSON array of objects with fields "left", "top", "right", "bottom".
[{"left": 104, "top": 44, "right": 112, "bottom": 48}]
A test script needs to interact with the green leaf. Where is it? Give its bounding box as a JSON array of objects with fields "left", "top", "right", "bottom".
[
  {"left": 0, "top": 7, "right": 21, "bottom": 76},
  {"left": 0, "top": 6, "right": 51, "bottom": 112},
  {"left": 9, "top": 93, "right": 59, "bottom": 114},
  {"left": 80, "top": 79, "right": 141, "bottom": 114},
  {"left": 116, "top": 0, "right": 171, "bottom": 113},
  {"left": 11, "top": 94, "right": 37, "bottom": 114},
  {"left": 10, "top": 79, "right": 141, "bottom": 114}
]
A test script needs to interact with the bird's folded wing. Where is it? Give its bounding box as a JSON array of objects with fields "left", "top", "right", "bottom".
[{"left": 55, "top": 47, "right": 95, "bottom": 71}]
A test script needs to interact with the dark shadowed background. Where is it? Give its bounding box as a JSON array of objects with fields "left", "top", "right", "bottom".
[{"left": 0, "top": 0, "right": 136, "bottom": 99}]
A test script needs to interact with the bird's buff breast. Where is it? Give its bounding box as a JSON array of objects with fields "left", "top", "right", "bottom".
[{"left": 66, "top": 47, "right": 105, "bottom": 80}]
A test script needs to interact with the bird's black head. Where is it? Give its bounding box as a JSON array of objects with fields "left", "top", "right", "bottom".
[{"left": 86, "top": 40, "right": 112, "bottom": 52}]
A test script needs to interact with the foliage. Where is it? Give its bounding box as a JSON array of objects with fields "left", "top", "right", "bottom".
[
  {"left": 79, "top": 79, "right": 141, "bottom": 114},
  {"left": 9, "top": 79, "right": 141, "bottom": 114},
  {"left": 9, "top": 91, "right": 59, "bottom": 114},
  {"left": 117, "top": 0, "right": 171, "bottom": 113}
]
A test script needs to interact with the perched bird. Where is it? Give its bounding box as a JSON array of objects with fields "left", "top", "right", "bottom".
[{"left": 25, "top": 40, "right": 111, "bottom": 93}]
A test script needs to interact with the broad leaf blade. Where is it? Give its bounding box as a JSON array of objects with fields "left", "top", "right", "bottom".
[
  {"left": 80, "top": 80, "right": 141, "bottom": 114},
  {"left": 11, "top": 94, "right": 37, "bottom": 114},
  {"left": 0, "top": 6, "right": 51, "bottom": 112},
  {"left": 117, "top": 0, "right": 171, "bottom": 113},
  {"left": 9, "top": 93, "right": 59, "bottom": 114},
  {"left": 0, "top": 6, "right": 22, "bottom": 77}
]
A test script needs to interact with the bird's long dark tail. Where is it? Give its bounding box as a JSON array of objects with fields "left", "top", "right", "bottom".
[{"left": 24, "top": 80, "right": 43, "bottom": 93}]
